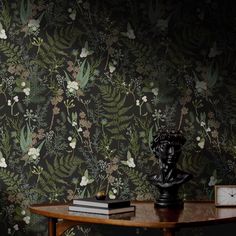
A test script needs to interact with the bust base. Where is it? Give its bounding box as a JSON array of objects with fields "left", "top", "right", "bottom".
[
  {"left": 155, "top": 199, "right": 184, "bottom": 208},
  {"left": 155, "top": 186, "right": 184, "bottom": 208}
]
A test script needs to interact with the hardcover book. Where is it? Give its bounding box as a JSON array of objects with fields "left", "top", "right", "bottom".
[
  {"left": 68, "top": 204, "right": 135, "bottom": 215},
  {"left": 72, "top": 197, "right": 131, "bottom": 208},
  {"left": 69, "top": 210, "right": 135, "bottom": 219}
]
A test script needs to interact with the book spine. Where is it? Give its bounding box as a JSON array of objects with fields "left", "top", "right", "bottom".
[
  {"left": 107, "top": 202, "right": 130, "bottom": 208},
  {"left": 68, "top": 205, "right": 135, "bottom": 215},
  {"left": 72, "top": 201, "right": 130, "bottom": 209}
]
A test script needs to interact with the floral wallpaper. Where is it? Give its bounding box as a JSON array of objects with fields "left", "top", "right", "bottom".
[{"left": 0, "top": 0, "right": 236, "bottom": 235}]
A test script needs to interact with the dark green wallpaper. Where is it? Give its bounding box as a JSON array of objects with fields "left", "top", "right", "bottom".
[{"left": 0, "top": 0, "right": 236, "bottom": 235}]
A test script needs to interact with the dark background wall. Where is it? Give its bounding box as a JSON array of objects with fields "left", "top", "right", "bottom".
[{"left": 0, "top": 0, "right": 236, "bottom": 235}]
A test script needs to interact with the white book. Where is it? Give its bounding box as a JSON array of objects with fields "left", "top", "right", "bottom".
[{"left": 68, "top": 205, "right": 135, "bottom": 215}]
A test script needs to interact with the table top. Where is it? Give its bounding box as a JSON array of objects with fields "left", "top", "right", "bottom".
[{"left": 29, "top": 201, "right": 236, "bottom": 229}]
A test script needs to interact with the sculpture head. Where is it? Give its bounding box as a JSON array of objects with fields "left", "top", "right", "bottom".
[
  {"left": 150, "top": 130, "right": 192, "bottom": 208},
  {"left": 151, "top": 130, "right": 186, "bottom": 167}
]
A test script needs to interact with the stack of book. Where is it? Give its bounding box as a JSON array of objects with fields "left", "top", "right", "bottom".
[{"left": 68, "top": 197, "right": 135, "bottom": 215}]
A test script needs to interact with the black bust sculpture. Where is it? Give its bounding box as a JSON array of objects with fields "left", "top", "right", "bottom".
[{"left": 149, "top": 129, "right": 192, "bottom": 208}]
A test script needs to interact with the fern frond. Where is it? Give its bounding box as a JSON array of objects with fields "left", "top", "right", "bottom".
[
  {"left": 0, "top": 169, "right": 22, "bottom": 193},
  {"left": 121, "top": 166, "right": 151, "bottom": 194},
  {"left": 36, "top": 26, "right": 77, "bottom": 68},
  {"left": 38, "top": 155, "right": 82, "bottom": 195},
  {"left": 0, "top": 40, "right": 21, "bottom": 63},
  {"left": 99, "top": 84, "right": 133, "bottom": 140}
]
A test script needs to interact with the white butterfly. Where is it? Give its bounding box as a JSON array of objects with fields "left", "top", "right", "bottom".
[
  {"left": 80, "top": 41, "right": 94, "bottom": 58},
  {"left": 0, "top": 23, "right": 7, "bottom": 39},
  {"left": 109, "top": 63, "right": 116, "bottom": 73},
  {"left": 198, "top": 139, "right": 205, "bottom": 149},
  {"left": 121, "top": 23, "right": 135, "bottom": 39},
  {"left": 0, "top": 151, "right": 7, "bottom": 168},
  {"left": 208, "top": 42, "right": 222, "bottom": 58},
  {"left": 121, "top": 151, "right": 136, "bottom": 168}
]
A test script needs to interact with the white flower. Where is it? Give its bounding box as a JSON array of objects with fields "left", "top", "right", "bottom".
[
  {"left": 28, "top": 147, "right": 40, "bottom": 160},
  {"left": 67, "top": 81, "right": 79, "bottom": 93},
  {"left": 113, "top": 188, "right": 117, "bottom": 194},
  {"left": 21, "top": 210, "right": 26, "bottom": 215},
  {"left": 142, "top": 96, "right": 147, "bottom": 102},
  {"left": 13, "top": 96, "right": 19, "bottom": 102},
  {"left": 7, "top": 100, "right": 11, "bottom": 106},
  {"left": 108, "top": 63, "right": 116, "bottom": 73},
  {"left": 28, "top": 19, "right": 40, "bottom": 32},
  {"left": 68, "top": 136, "right": 72, "bottom": 141},
  {"left": 196, "top": 136, "right": 201, "bottom": 141},
  {"left": 23, "top": 216, "right": 30, "bottom": 224},
  {"left": 13, "top": 224, "right": 19, "bottom": 231},
  {"left": 136, "top": 100, "right": 140, "bottom": 106},
  {"left": 200, "top": 121, "right": 205, "bottom": 127},
  {"left": 69, "top": 140, "right": 76, "bottom": 149},
  {"left": 23, "top": 87, "right": 30, "bottom": 96},
  {"left": 109, "top": 191, "right": 116, "bottom": 199},
  {"left": 72, "top": 121, "right": 77, "bottom": 127},
  {"left": 151, "top": 88, "right": 159, "bottom": 96},
  {"left": 77, "top": 127, "right": 83, "bottom": 132},
  {"left": 21, "top": 82, "right": 26, "bottom": 87},
  {"left": 0, "top": 158, "right": 7, "bottom": 168},
  {"left": 206, "top": 127, "right": 211, "bottom": 132}
]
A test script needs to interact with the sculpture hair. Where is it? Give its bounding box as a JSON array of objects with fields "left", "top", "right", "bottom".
[{"left": 152, "top": 129, "right": 186, "bottom": 148}]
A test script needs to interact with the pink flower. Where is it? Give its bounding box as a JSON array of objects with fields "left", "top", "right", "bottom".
[{"left": 83, "top": 130, "right": 90, "bottom": 138}]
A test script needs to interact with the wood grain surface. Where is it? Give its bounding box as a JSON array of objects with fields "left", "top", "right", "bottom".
[{"left": 30, "top": 201, "right": 236, "bottom": 229}]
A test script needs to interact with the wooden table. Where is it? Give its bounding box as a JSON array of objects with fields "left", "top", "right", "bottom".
[{"left": 29, "top": 201, "right": 236, "bottom": 236}]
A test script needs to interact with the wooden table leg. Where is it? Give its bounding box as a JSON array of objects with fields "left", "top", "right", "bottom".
[
  {"left": 48, "top": 218, "right": 57, "bottom": 236},
  {"left": 163, "top": 228, "right": 175, "bottom": 236}
]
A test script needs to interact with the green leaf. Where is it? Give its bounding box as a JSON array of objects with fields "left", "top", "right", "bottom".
[
  {"left": 20, "top": 125, "right": 32, "bottom": 153},
  {"left": 76, "top": 60, "right": 91, "bottom": 89},
  {"left": 20, "top": 0, "right": 31, "bottom": 25},
  {"left": 148, "top": 126, "right": 154, "bottom": 152}
]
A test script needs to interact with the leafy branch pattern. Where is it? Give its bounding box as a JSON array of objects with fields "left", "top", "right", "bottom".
[{"left": 0, "top": 0, "right": 235, "bottom": 235}]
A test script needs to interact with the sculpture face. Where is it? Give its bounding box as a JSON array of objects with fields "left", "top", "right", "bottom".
[{"left": 154, "top": 140, "right": 181, "bottom": 167}]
